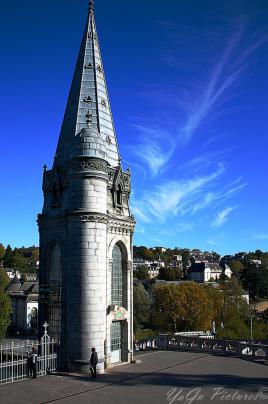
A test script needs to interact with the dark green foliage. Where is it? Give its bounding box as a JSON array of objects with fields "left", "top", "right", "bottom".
[
  {"left": 0, "top": 269, "right": 10, "bottom": 292},
  {"left": 133, "top": 283, "right": 151, "bottom": 333},
  {"left": 0, "top": 244, "right": 5, "bottom": 261},
  {"left": 0, "top": 291, "right": 12, "bottom": 338},
  {"left": 2, "top": 245, "right": 39, "bottom": 273},
  {"left": 134, "top": 266, "right": 150, "bottom": 280},
  {"left": 158, "top": 267, "right": 182, "bottom": 281}
]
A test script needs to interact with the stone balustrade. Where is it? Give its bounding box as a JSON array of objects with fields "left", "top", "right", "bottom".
[{"left": 135, "top": 334, "right": 268, "bottom": 363}]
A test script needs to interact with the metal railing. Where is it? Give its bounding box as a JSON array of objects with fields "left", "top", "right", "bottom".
[
  {"left": 136, "top": 334, "right": 268, "bottom": 362},
  {"left": 0, "top": 325, "right": 59, "bottom": 385}
]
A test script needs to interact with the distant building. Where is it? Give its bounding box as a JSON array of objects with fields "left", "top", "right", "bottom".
[
  {"left": 4, "top": 269, "right": 22, "bottom": 280},
  {"left": 6, "top": 277, "right": 38, "bottom": 335},
  {"left": 133, "top": 257, "right": 164, "bottom": 279},
  {"left": 249, "top": 259, "right": 262, "bottom": 269},
  {"left": 170, "top": 255, "right": 183, "bottom": 269},
  {"left": 152, "top": 247, "right": 167, "bottom": 253},
  {"left": 23, "top": 273, "right": 38, "bottom": 282},
  {"left": 187, "top": 263, "right": 232, "bottom": 283}
]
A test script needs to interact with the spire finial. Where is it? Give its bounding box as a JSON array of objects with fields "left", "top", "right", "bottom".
[{"left": 89, "top": 0, "right": 94, "bottom": 15}]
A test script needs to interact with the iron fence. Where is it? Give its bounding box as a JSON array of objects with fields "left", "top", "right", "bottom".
[{"left": 0, "top": 329, "right": 59, "bottom": 385}]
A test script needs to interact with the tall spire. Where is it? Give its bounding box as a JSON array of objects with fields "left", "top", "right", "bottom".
[
  {"left": 89, "top": 0, "right": 94, "bottom": 15},
  {"left": 54, "top": 1, "right": 120, "bottom": 168}
]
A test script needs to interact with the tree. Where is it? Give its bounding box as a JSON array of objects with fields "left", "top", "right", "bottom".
[
  {"left": 216, "top": 278, "right": 259, "bottom": 340},
  {"left": 241, "top": 266, "right": 268, "bottom": 300},
  {"left": 152, "top": 283, "right": 212, "bottom": 333},
  {"left": 204, "top": 285, "right": 224, "bottom": 329},
  {"left": 0, "top": 244, "right": 5, "bottom": 261},
  {"left": 229, "top": 261, "right": 244, "bottom": 277},
  {"left": 3, "top": 245, "right": 13, "bottom": 267},
  {"left": 133, "top": 283, "right": 151, "bottom": 333},
  {"left": 134, "top": 266, "right": 149, "bottom": 281},
  {"left": 0, "top": 291, "right": 12, "bottom": 338},
  {"left": 0, "top": 269, "right": 10, "bottom": 292},
  {"left": 181, "top": 250, "right": 190, "bottom": 277}
]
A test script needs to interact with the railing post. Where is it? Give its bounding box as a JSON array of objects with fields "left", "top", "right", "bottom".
[
  {"left": 11, "top": 342, "right": 14, "bottom": 383},
  {"left": 0, "top": 345, "right": 2, "bottom": 383}
]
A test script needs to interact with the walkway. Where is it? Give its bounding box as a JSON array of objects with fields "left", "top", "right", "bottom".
[{"left": 0, "top": 351, "right": 267, "bottom": 404}]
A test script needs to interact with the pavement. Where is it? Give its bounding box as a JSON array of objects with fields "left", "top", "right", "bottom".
[{"left": 0, "top": 351, "right": 267, "bottom": 404}]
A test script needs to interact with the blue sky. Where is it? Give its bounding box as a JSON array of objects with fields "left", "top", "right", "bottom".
[{"left": 0, "top": 0, "right": 267, "bottom": 254}]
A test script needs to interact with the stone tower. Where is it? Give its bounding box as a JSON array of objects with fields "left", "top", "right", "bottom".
[{"left": 38, "top": 0, "right": 135, "bottom": 372}]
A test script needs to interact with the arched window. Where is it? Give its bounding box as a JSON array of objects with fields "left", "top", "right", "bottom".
[
  {"left": 111, "top": 244, "right": 123, "bottom": 306},
  {"left": 48, "top": 243, "right": 62, "bottom": 340},
  {"left": 116, "top": 184, "right": 122, "bottom": 206}
]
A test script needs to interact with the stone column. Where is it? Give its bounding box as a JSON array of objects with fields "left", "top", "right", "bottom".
[{"left": 66, "top": 157, "right": 108, "bottom": 373}]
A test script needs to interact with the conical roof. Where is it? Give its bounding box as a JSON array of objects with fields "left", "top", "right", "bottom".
[{"left": 54, "top": 2, "right": 120, "bottom": 167}]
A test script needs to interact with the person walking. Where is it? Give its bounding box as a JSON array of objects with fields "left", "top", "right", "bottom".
[
  {"left": 29, "top": 347, "right": 38, "bottom": 379},
  {"left": 90, "top": 347, "right": 98, "bottom": 378}
]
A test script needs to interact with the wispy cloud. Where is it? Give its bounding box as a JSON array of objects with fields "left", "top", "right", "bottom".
[
  {"left": 178, "top": 31, "right": 268, "bottom": 144},
  {"left": 212, "top": 206, "right": 237, "bottom": 227},
  {"left": 131, "top": 23, "right": 268, "bottom": 172},
  {"left": 132, "top": 162, "right": 245, "bottom": 224},
  {"left": 128, "top": 124, "right": 175, "bottom": 176}
]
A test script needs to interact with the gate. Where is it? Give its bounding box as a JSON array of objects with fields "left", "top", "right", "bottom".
[{"left": 0, "top": 322, "right": 59, "bottom": 385}]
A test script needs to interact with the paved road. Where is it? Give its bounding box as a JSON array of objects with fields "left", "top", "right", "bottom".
[{"left": 0, "top": 351, "right": 267, "bottom": 404}]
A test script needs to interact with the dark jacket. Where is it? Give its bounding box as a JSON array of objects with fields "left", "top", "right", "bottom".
[{"left": 90, "top": 352, "right": 98, "bottom": 366}]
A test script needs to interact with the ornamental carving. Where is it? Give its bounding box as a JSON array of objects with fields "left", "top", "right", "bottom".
[
  {"left": 107, "top": 218, "right": 135, "bottom": 235},
  {"left": 81, "top": 214, "right": 109, "bottom": 224},
  {"left": 70, "top": 158, "right": 109, "bottom": 173}
]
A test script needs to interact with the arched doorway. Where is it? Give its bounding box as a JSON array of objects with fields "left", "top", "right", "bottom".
[
  {"left": 48, "top": 243, "right": 62, "bottom": 340},
  {"left": 111, "top": 244, "right": 123, "bottom": 363}
]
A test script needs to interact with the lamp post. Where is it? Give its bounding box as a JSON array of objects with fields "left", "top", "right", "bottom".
[{"left": 250, "top": 316, "right": 253, "bottom": 343}]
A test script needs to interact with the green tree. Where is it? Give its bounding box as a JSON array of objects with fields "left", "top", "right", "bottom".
[
  {"left": 0, "top": 244, "right": 5, "bottom": 261},
  {"left": 0, "top": 291, "right": 12, "bottom": 338},
  {"left": 0, "top": 269, "right": 10, "bottom": 292},
  {"left": 242, "top": 266, "right": 268, "bottom": 300},
  {"left": 158, "top": 267, "right": 175, "bottom": 281},
  {"left": 3, "top": 245, "right": 13, "bottom": 267},
  {"left": 181, "top": 250, "right": 190, "bottom": 277},
  {"left": 229, "top": 261, "right": 244, "bottom": 277},
  {"left": 133, "top": 283, "right": 151, "bottom": 333},
  {"left": 134, "top": 266, "right": 150, "bottom": 281}
]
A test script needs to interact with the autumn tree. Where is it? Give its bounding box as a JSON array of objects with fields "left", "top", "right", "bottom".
[{"left": 152, "top": 283, "right": 213, "bottom": 333}]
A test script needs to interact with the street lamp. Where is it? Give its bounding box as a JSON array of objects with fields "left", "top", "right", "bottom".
[{"left": 250, "top": 316, "right": 254, "bottom": 343}]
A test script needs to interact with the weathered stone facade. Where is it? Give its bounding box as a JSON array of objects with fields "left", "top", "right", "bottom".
[{"left": 38, "top": 1, "right": 135, "bottom": 372}]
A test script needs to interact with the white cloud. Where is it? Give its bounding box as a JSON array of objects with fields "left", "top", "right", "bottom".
[
  {"left": 128, "top": 125, "right": 175, "bottom": 177},
  {"left": 212, "top": 206, "right": 237, "bottom": 227},
  {"left": 132, "top": 163, "right": 238, "bottom": 223}
]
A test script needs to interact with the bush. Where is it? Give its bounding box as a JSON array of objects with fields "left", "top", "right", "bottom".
[{"left": 135, "top": 329, "right": 156, "bottom": 341}]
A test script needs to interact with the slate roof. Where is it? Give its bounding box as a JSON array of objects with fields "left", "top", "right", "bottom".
[
  {"left": 189, "top": 263, "right": 223, "bottom": 272},
  {"left": 54, "top": 1, "right": 120, "bottom": 168},
  {"left": 6, "top": 279, "right": 39, "bottom": 296}
]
